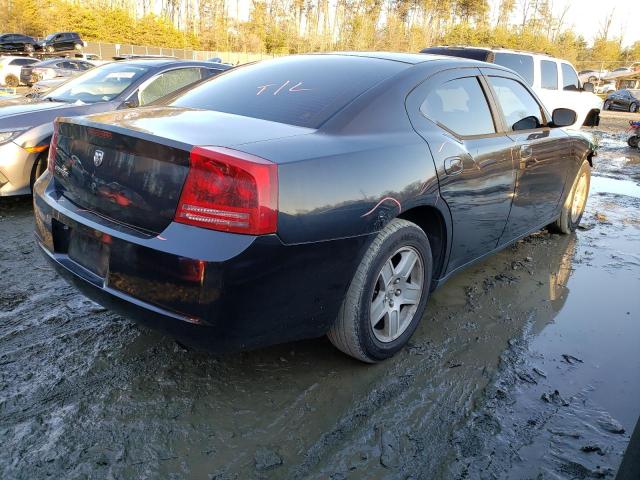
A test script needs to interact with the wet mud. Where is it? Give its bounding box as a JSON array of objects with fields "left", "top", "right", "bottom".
[{"left": 1, "top": 114, "right": 639, "bottom": 479}]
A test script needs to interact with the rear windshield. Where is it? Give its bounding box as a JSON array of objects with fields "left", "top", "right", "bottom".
[
  {"left": 170, "top": 55, "right": 407, "bottom": 128},
  {"left": 493, "top": 53, "right": 534, "bottom": 86}
]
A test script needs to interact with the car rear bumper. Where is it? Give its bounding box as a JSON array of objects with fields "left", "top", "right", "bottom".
[
  {"left": 34, "top": 172, "right": 371, "bottom": 352},
  {"left": 0, "top": 140, "right": 38, "bottom": 196}
]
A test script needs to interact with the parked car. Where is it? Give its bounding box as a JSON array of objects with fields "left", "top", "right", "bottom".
[
  {"left": 0, "top": 55, "right": 39, "bottom": 86},
  {"left": 595, "top": 81, "right": 616, "bottom": 95},
  {"left": 420, "top": 47, "right": 602, "bottom": 129},
  {"left": 603, "top": 89, "right": 640, "bottom": 112},
  {"left": 578, "top": 69, "right": 607, "bottom": 83},
  {"left": 0, "top": 59, "right": 230, "bottom": 196},
  {"left": 38, "top": 32, "right": 85, "bottom": 53},
  {"left": 20, "top": 58, "right": 96, "bottom": 86},
  {"left": 26, "top": 77, "right": 70, "bottom": 97},
  {"left": 34, "top": 53, "right": 594, "bottom": 362},
  {"left": 605, "top": 67, "right": 633, "bottom": 79},
  {"left": 0, "top": 33, "right": 38, "bottom": 54}
]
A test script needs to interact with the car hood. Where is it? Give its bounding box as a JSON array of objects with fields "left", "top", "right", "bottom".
[
  {"left": 0, "top": 97, "right": 118, "bottom": 130},
  {"left": 75, "top": 106, "right": 314, "bottom": 149}
]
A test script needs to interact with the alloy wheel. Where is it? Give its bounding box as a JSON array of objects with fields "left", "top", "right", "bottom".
[{"left": 370, "top": 246, "right": 424, "bottom": 343}]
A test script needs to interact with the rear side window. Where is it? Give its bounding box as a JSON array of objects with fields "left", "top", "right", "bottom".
[
  {"left": 561, "top": 63, "right": 579, "bottom": 90},
  {"left": 541, "top": 61, "right": 558, "bottom": 90},
  {"left": 421, "top": 77, "right": 495, "bottom": 136},
  {"left": 493, "top": 53, "right": 534, "bottom": 86},
  {"left": 139, "top": 67, "right": 205, "bottom": 105},
  {"left": 489, "top": 76, "right": 544, "bottom": 131},
  {"left": 170, "top": 56, "right": 407, "bottom": 128}
]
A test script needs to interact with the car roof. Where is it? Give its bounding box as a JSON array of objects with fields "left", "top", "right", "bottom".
[
  {"left": 325, "top": 51, "right": 457, "bottom": 65},
  {"left": 115, "top": 59, "right": 230, "bottom": 69}
]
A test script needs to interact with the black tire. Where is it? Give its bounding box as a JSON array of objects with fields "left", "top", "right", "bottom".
[
  {"left": 327, "top": 218, "right": 433, "bottom": 363},
  {"left": 630, "top": 103, "right": 639, "bottom": 113},
  {"left": 628, "top": 136, "right": 639, "bottom": 148},
  {"left": 603, "top": 100, "right": 611, "bottom": 111},
  {"left": 5, "top": 74, "right": 19, "bottom": 87},
  {"left": 29, "top": 152, "right": 48, "bottom": 193},
  {"left": 549, "top": 159, "right": 591, "bottom": 234}
]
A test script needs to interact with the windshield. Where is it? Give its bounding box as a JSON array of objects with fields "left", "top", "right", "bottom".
[
  {"left": 44, "top": 63, "right": 149, "bottom": 103},
  {"left": 170, "top": 55, "right": 406, "bottom": 128}
]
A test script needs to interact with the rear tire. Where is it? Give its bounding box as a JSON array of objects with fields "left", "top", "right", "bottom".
[
  {"left": 628, "top": 136, "right": 640, "bottom": 148},
  {"left": 549, "top": 159, "right": 591, "bottom": 234},
  {"left": 327, "top": 219, "right": 432, "bottom": 363}
]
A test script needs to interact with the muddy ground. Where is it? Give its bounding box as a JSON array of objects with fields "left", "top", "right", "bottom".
[{"left": 1, "top": 112, "right": 639, "bottom": 479}]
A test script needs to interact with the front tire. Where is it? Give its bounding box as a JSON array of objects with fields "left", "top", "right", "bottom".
[
  {"left": 327, "top": 219, "right": 433, "bottom": 363},
  {"left": 628, "top": 136, "right": 639, "bottom": 148},
  {"left": 603, "top": 100, "right": 611, "bottom": 111},
  {"left": 5, "top": 74, "right": 19, "bottom": 87},
  {"left": 30, "top": 152, "right": 48, "bottom": 193},
  {"left": 630, "top": 103, "right": 639, "bottom": 113},
  {"left": 549, "top": 159, "right": 591, "bottom": 234}
]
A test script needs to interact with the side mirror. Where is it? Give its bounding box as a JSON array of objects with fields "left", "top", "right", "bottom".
[
  {"left": 123, "top": 98, "right": 138, "bottom": 109},
  {"left": 583, "top": 82, "right": 595, "bottom": 93},
  {"left": 512, "top": 115, "right": 540, "bottom": 131},
  {"left": 550, "top": 108, "right": 577, "bottom": 128}
]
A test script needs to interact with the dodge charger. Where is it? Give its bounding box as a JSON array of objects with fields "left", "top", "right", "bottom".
[{"left": 33, "top": 53, "right": 593, "bottom": 362}]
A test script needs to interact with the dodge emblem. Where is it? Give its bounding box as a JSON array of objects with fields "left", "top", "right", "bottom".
[{"left": 93, "top": 149, "right": 104, "bottom": 167}]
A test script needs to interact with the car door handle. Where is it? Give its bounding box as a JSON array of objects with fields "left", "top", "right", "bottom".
[{"left": 444, "top": 156, "right": 463, "bottom": 175}]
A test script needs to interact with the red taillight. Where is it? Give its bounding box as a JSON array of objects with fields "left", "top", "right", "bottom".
[
  {"left": 47, "top": 122, "right": 59, "bottom": 173},
  {"left": 175, "top": 146, "right": 278, "bottom": 235}
]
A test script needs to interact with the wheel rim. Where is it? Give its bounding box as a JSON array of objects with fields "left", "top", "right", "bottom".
[
  {"left": 370, "top": 246, "right": 424, "bottom": 343},
  {"left": 632, "top": 104, "right": 638, "bottom": 113},
  {"left": 571, "top": 171, "right": 589, "bottom": 224},
  {"left": 604, "top": 101, "right": 610, "bottom": 110}
]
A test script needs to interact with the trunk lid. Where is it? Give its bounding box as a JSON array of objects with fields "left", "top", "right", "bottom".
[{"left": 52, "top": 107, "right": 312, "bottom": 233}]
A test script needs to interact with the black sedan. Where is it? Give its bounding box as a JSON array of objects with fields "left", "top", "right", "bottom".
[
  {"left": 34, "top": 53, "right": 594, "bottom": 362},
  {"left": 0, "top": 59, "right": 230, "bottom": 196},
  {"left": 604, "top": 89, "right": 640, "bottom": 113},
  {"left": 0, "top": 33, "right": 38, "bottom": 54}
]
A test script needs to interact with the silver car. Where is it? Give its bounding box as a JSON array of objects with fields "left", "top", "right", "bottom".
[{"left": 0, "top": 59, "right": 230, "bottom": 196}]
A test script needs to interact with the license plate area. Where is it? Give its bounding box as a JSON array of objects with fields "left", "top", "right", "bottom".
[{"left": 68, "top": 231, "right": 109, "bottom": 278}]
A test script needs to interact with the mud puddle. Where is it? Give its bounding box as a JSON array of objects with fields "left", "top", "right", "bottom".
[{"left": 1, "top": 120, "right": 639, "bottom": 479}]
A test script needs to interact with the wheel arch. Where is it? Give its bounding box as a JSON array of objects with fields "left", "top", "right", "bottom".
[{"left": 397, "top": 205, "right": 448, "bottom": 285}]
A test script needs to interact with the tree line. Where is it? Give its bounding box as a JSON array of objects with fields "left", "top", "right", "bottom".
[{"left": 1, "top": 0, "right": 637, "bottom": 68}]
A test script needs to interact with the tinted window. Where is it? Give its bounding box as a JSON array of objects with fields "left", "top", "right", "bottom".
[
  {"left": 561, "top": 63, "right": 579, "bottom": 91},
  {"left": 493, "top": 53, "right": 534, "bottom": 86},
  {"left": 139, "top": 67, "right": 204, "bottom": 105},
  {"left": 421, "top": 77, "right": 495, "bottom": 136},
  {"left": 9, "top": 58, "right": 36, "bottom": 66},
  {"left": 59, "top": 61, "right": 77, "bottom": 69},
  {"left": 489, "top": 76, "right": 544, "bottom": 131},
  {"left": 541, "top": 61, "right": 558, "bottom": 90},
  {"left": 171, "top": 56, "right": 407, "bottom": 128}
]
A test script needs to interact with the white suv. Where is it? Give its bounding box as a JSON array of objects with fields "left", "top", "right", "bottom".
[
  {"left": 0, "top": 55, "right": 39, "bottom": 87},
  {"left": 420, "top": 47, "right": 602, "bottom": 130}
]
